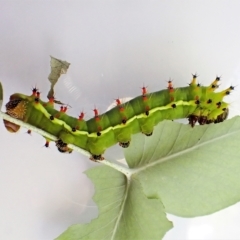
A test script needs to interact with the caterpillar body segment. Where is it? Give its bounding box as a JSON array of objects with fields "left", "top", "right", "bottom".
[{"left": 4, "top": 76, "right": 231, "bottom": 161}]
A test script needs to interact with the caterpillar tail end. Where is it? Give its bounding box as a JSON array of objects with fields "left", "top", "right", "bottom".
[{"left": 3, "top": 119, "right": 21, "bottom": 132}]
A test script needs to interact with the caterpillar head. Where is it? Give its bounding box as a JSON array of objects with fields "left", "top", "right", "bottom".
[{"left": 4, "top": 95, "right": 28, "bottom": 133}]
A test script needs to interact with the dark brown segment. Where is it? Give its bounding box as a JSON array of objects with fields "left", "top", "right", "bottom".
[
  {"left": 6, "top": 99, "right": 22, "bottom": 111},
  {"left": 198, "top": 116, "right": 207, "bottom": 125},
  {"left": 34, "top": 97, "right": 39, "bottom": 103},
  {"left": 5, "top": 99, "right": 27, "bottom": 120},
  {"left": 215, "top": 108, "right": 229, "bottom": 123},
  {"left": 119, "top": 141, "right": 130, "bottom": 148},
  {"left": 188, "top": 115, "right": 199, "bottom": 127}
]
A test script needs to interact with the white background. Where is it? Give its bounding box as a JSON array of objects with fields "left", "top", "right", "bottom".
[{"left": 1, "top": 1, "right": 240, "bottom": 239}]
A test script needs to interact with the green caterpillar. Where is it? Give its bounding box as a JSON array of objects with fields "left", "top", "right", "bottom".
[{"left": 3, "top": 75, "right": 231, "bottom": 161}]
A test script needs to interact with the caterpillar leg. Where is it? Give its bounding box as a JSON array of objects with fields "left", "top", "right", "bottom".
[
  {"left": 188, "top": 115, "right": 199, "bottom": 127},
  {"left": 119, "top": 141, "right": 130, "bottom": 148},
  {"left": 55, "top": 139, "right": 73, "bottom": 153},
  {"left": 144, "top": 132, "right": 153, "bottom": 136},
  {"left": 90, "top": 154, "right": 104, "bottom": 162}
]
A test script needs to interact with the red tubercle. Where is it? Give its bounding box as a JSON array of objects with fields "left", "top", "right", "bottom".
[
  {"left": 168, "top": 81, "right": 174, "bottom": 93},
  {"left": 145, "top": 106, "right": 150, "bottom": 111},
  {"left": 45, "top": 140, "right": 50, "bottom": 148},
  {"left": 142, "top": 86, "right": 147, "bottom": 95},
  {"left": 97, "top": 126, "right": 102, "bottom": 132},
  {"left": 115, "top": 98, "right": 121, "bottom": 105},
  {"left": 167, "top": 80, "right": 173, "bottom": 88},
  {"left": 31, "top": 87, "right": 38, "bottom": 97},
  {"left": 93, "top": 108, "right": 99, "bottom": 116},
  {"left": 60, "top": 106, "right": 68, "bottom": 112},
  {"left": 93, "top": 108, "right": 100, "bottom": 121},
  {"left": 78, "top": 111, "right": 85, "bottom": 120},
  {"left": 115, "top": 99, "right": 125, "bottom": 112},
  {"left": 170, "top": 96, "right": 174, "bottom": 102}
]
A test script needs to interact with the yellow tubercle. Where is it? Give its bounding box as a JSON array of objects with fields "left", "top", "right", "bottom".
[
  {"left": 207, "top": 77, "right": 220, "bottom": 92},
  {"left": 189, "top": 74, "right": 198, "bottom": 87}
]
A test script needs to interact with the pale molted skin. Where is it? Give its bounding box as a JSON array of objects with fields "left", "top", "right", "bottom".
[{"left": 4, "top": 76, "right": 231, "bottom": 161}]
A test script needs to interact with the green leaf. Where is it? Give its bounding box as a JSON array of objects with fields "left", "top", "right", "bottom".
[
  {"left": 48, "top": 56, "right": 70, "bottom": 86},
  {"left": 125, "top": 117, "right": 240, "bottom": 217},
  {"left": 56, "top": 166, "right": 172, "bottom": 240},
  {"left": 0, "top": 82, "right": 3, "bottom": 109},
  {"left": 47, "top": 56, "right": 70, "bottom": 102}
]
